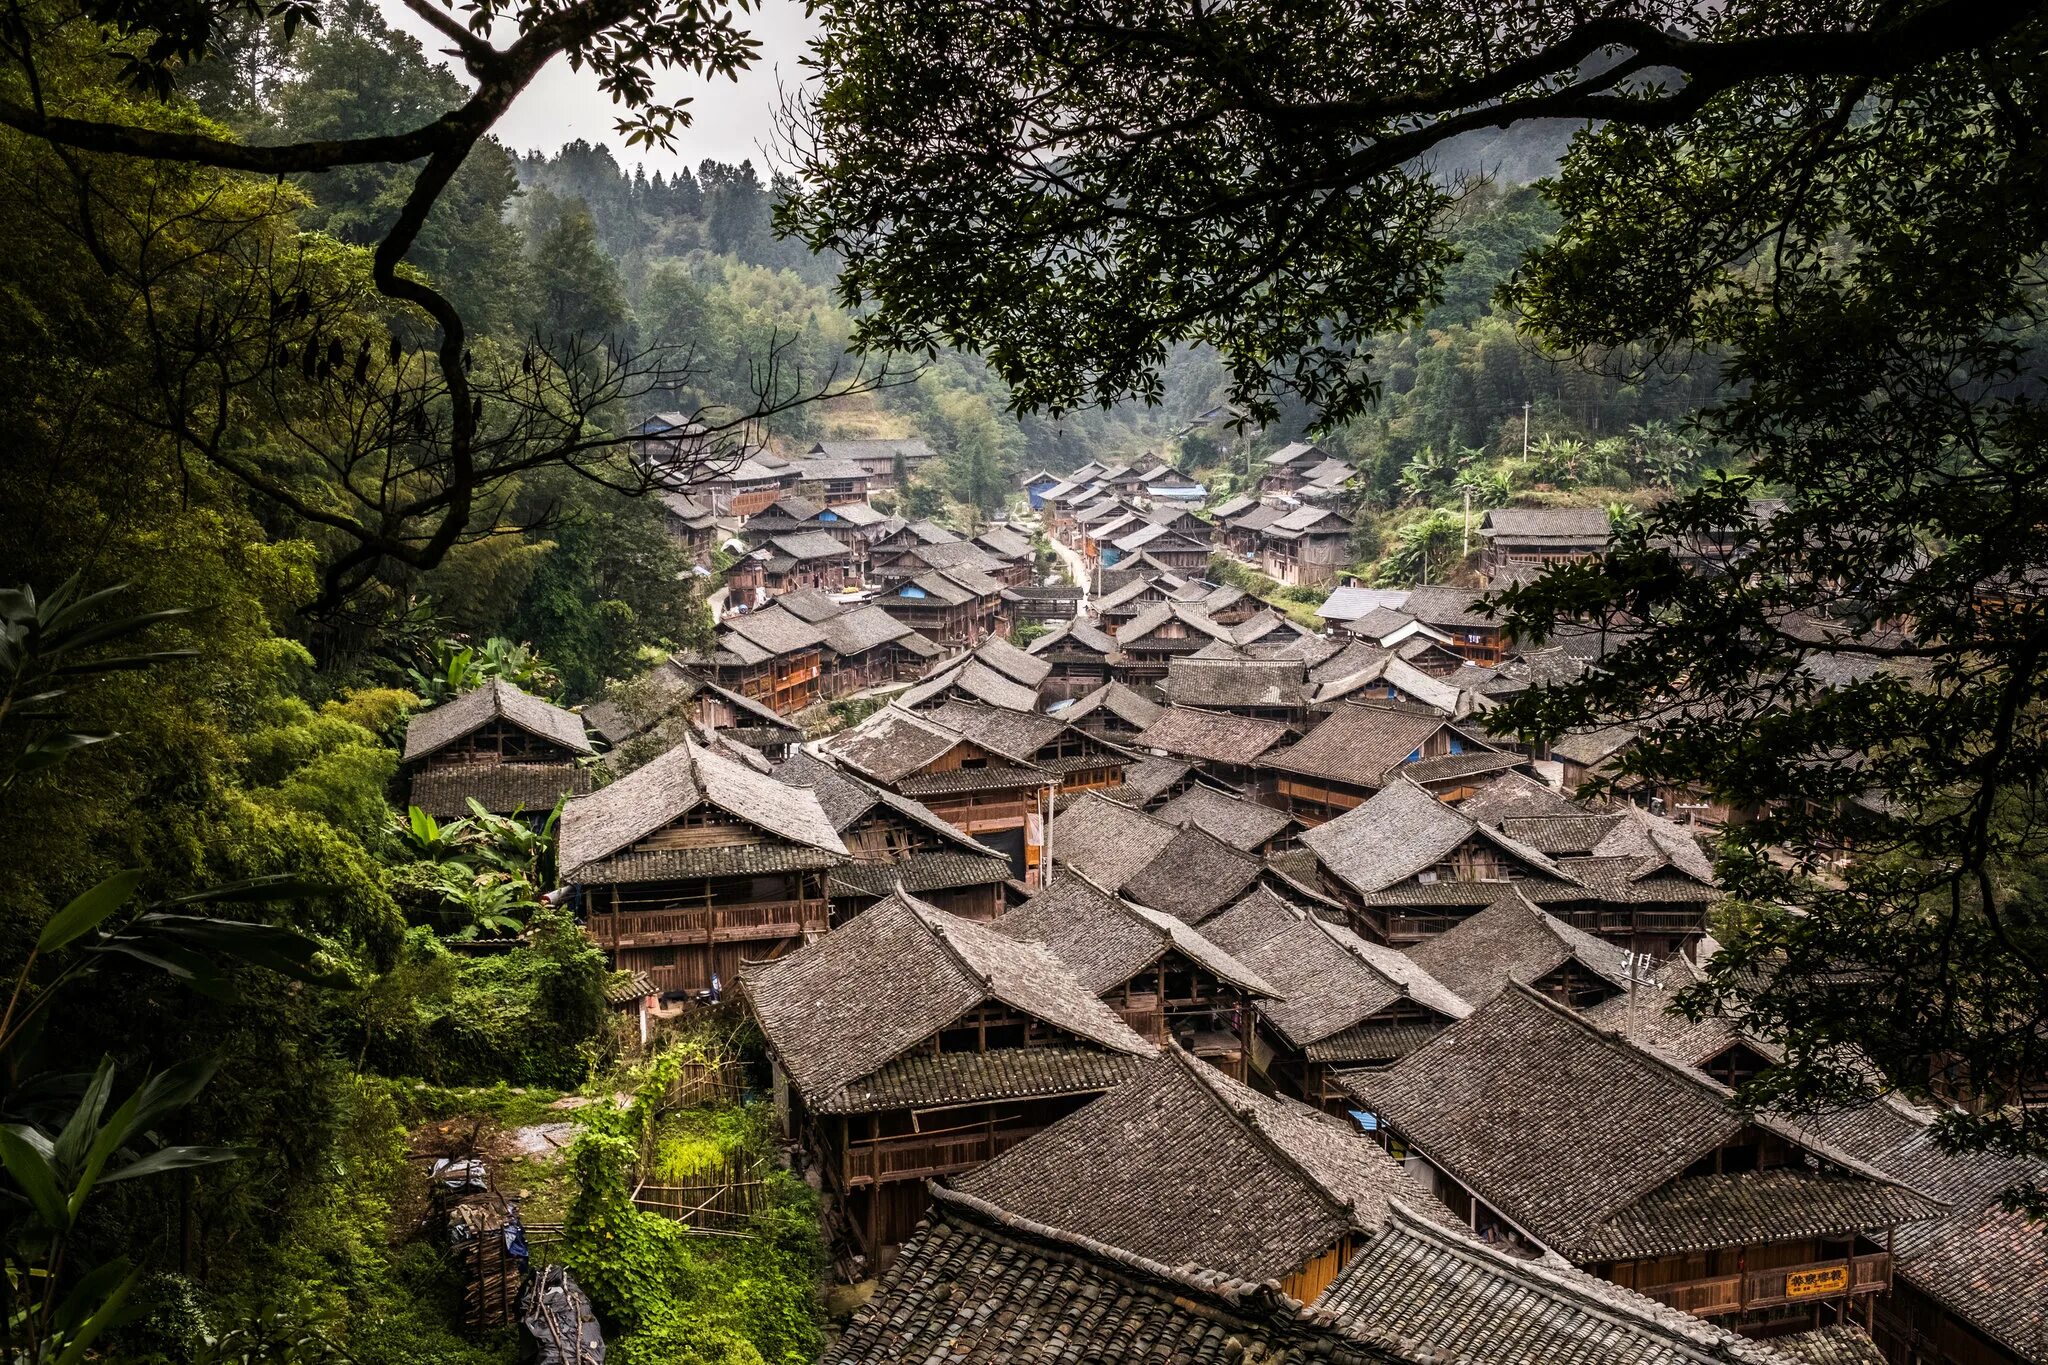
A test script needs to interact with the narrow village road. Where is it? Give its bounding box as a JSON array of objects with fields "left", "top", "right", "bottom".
[{"left": 1043, "top": 520, "right": 1092, "bottom": 611}]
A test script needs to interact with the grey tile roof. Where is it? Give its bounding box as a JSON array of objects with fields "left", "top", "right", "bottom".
[
  {"left": 922, "top": 701, "right": 1067, "bottom": 763},
  {"left": 571, "top": 842, "right": 845, "bottom": 884},
  {"left": 1025, "top": 618, "right": 1119, "bottom": 657},
  {"left": 1480, "top": 506, "right": 1615, "bottom": 542},
  {"left": 1164, "top": 656, "right": 1309, "bottom": 709},
  {"left": 1321, "top": 1202, "right": 1811, "bottom": 1365},
  {"left": 401, "top": 678, "right": 592, "bottom": 763},
  {"left": 970, "top": 635, "right": 1053, "bottom": 688},
  {"left": 743, "top": 889, "right": 1153, "bottom": 1113},
  {"left": 1791, "top": 1093, "right": 2048, "bottom": 1362},
  {"left": 1575, "top": 1166, "right": 1942, "bottom": 1261},
  {"left": 825, "top": 1188, "right": 1415, "bottom": 1365},
  {"left": 1153, "top": 784, "right": 1294, "bottom": 851},
  {"left": 723, "top": 603, "right": 829, "bottom": 656},
  {"left": 823, "top": 1047, "right": 1148, "bottom": 1114},
  {"left": 1133, "top": 706, "right": 1291, "bottom": 766},
  {"left": 1345, "top": 987, "right": 1938, "bottom": 1261},
  {"left": 1550, "top": 722, "right": 1640, "bottom": 768},
  {"left": 1300, "top": 778, "right": 1574, "bottom": 897},
  {"left": 558, "top": 738, "right": 846, "bottom": 880},
  {"left": 1118, "top": 824, "right": 1266, "bottom": 921},
  {"left": 1402, "top": 750, "right": 1524, "bottom": 783},
  {"left": 1046, "top": 791, "right": 1180, "bottom": 888},
  {"left": 1400, "top": 584, "right": 1500, "bottom": 631},
  {"left": 1059, "top": 681, "right": 1162, "bottom": 731},
  {"left": 407, "top": 762, "right": 591, "bottom": 817},
  {"left": 815, "top": 605, "right": 916, "bottom": 657},
  {"left": 774, "top": 749, "right": 1003, "bottom": 859},
  {"left": 1200, "top": 889, "right": 1469, "bottom": 1051},
  {"left": 822, "top": 706, "right": 968, "bottom": 782},
  {"left": 810, "top": 436, "right": 935, "bottom": 462},
  {"left": 1100, "top": 756, "right": 1192, "bottom": 807},
  {"left": 1591, "top": 803, "right": 1718, "bottom": 883},
  {"left": 900, "top": 658, "right": 1042, "bottom": 713},
  {"left": 775, "top": 586, "right": 847, "bottom": 622},
  {"left": 1771, "top": 1326, "right": 1889, "bottom": 1365},
  {"left": 995, "top": 875, "right": 1275, "bottom": 998},
  {"left": 1262, "top": 705, "right": 1468, "bottom": 788},
  {"left": 1405, "top": 888, "right": 1635, "bottom": 1005},
  {"left": 1497, "top": 812, "right": 1626, "bottom": 854},
  {"left": 955, "top": 1049, "right": 1455, "bottom": 1283}
]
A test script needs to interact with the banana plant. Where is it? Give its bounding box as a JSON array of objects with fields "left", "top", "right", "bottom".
[
  {"left": 0, "top": 576, "right": 195, "bottom": 791},
  {"left": 390, "top": 805, "right": 478, "bottom": 861},
  {"left": 464, "top": 797, "right": 562, "bottom": 887}
]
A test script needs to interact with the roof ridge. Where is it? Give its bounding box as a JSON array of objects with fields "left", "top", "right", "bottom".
[
  {"left": 1163, "top": 1046, "right": 1364, "bottom": 1228},
  {"left": 910, "top": 896, "right": 998, "bottom": 993}
]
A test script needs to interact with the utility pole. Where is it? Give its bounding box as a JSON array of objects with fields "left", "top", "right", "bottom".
[
  {"left": 1462, "top": 485, "right": 1471, "bottom": 559},
  {"left": 1522, "top": 401, "right": 1531, "bottom": 460}
]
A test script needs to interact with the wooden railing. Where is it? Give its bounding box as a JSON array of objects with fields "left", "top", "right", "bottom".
[
  {"left": 843, "top": 1123, "right": 1046, "bottom": 1186},
  {"left": 1639, "top": 1253, "right": 1891, "bottom": 1317},
  {"left": 586, "top": 901, "right": 823, "bottom": 948}
]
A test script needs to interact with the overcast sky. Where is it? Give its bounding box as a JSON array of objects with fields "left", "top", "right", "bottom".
[{"left": 379, "top": 0, "right": 820, "bottom": 174}]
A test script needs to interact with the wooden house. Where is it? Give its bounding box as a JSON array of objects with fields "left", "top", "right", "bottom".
[
  {"left": 657, "top": 490, "right": 721, "bottom": 564},
  {"left": 921, "top": 700, "right": 1129, "bottom": 800},
  {"left": 759, "top": 530, "right": 858, "bottom": 594},
  {"left": 401, "top": 679, "right": 595, "bottom": 818},
  {"left": 995, "top": 877, "right": 1274, "bottom": 1076},
  {"left": 900, "top": 656, "right": 1043, "bottom": 713},
  {"left": 1018, "top": 468, "right": 1061, "bottom": 510},
  {"left": 1101, "top": 521, "right": 1209, "bottom": 580},
  {"left": 879, "top": 538, "right": 1020, "bottom": 590},
  {"left": 1025, "top": 619, "right": 1121, "bottom": 700},
  {"left": 1477, "top": 506, "right": 1612, "bottom": 584},
  {"left": 998, "top": 583, "right": 1083, "bottom": 629},
  {"left": 822, "top": 706, "right": 1055, "bottom": 882},
  {"left": 866, "top": 519, "right": 960, "bottom": 578},
  {"left": 791, "top": 454, "right": 873, "bottom": 505},
  {"left": 701, "top": 605, "right": 827, "bottom": 713},
  {"left": 1111, "top": 600, "right": 1237, "bottom": 689},
  {"left": 814, "top": 605, "right": 942, "bottom": 695},
  {"left": 1262, "top": 703, "right": 1502, "bottom": 823},
  {"left": 1401, "top": 585, "right": 1511, "bottom": 666},
  {"left": 1343, "top": 987, "right": 1940, "bottom": 1335},
  {"left": 951, "top": 1047, "right": 1452, "bottom": 1302},
  {"left": 740, "top": 494, "right": 831, "bottom": 544},
  {"left": 807, "top": 437, "right": 936, "bottom": 489},
  {"left": 1130, "top": 705, "right": 1292, "bottom": 789},
  {"left": 1259, "top": 440, "right": 1331, "bottom": 494},
  {"left": 1221, "top": 500, "right": 1287, "bottom": 557},
  {"left": 1091, "top": 574, "right": 1184, "bottom": 635},
  {"left": 582, "top": 660, "right": 801, "bottom": 759},
  {"left": 1057, "top": 680, "right": 1161, "bottom": 744},
  {"left": 558, "top": 738, "right": 848, "bottom": 995},
  {"left": 1101, "top": 755, "right": 1199, "bottom": 810},
  {"left": 740, "top": 888, "right": 1153, "bottom": 1267},
  {"left": 1258, "top": 506, "right": 1354, "bottom": 588},
  {"left": 774, "top": 751, "right": 1013, "bottom": 923},
  {"left": 874, "top": 568, "right": 1003, "bottom": 648},
  {"left": 1201, "top": 886, "right": 1471, "bottom": 1110}
]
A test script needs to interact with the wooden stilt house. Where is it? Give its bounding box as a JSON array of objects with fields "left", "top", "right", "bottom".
[
  {"left": 558, "top": 738, "right": 848, "bottom": 995},
  {"left": 401, "top": 678, "right": 595, "bottom": 818}
]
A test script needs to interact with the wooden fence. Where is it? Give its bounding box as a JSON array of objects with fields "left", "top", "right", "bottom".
[
  {"left": 459, "top": 1221, "right": 563, "bottom": 1331},
  {"left": 632, "top": 1157, "right": 771, "bottom": 1233}
]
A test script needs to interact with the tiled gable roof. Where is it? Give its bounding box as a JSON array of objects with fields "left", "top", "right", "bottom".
[
  {"left": 1154, "top": 783, "right": 1294, "bottom": 851},
  {"left": 1322, "top": 1202, "right": 1813, "bottom": 1365},
  {"left": 1118, "top": 823, "right": 1266, "bottom": 921},
  {"left": 558, "top": 738, "right": 846, "bottom": 880},
  {"left": 954, "top": 1049, "right": 1454, "bottom": 1283},
  {"left": 1133, "top": 706, "right": 1291, "bottom": 766},
  {"left": 821, "top": 706, "right": 967, "bottom": 782},
  {"left": 1100, "top": 755, "right": 1192, "bottom": 807},
  {"left": 1300, "top": 778, "right": 1574, "bottom": 896},
  {"left": 1480, "top": 506, "right": 1615, "bottom": 542},
  {"left": 1025, "top": 618, "right": 1119, "bottom": 657},
  {"left": 1263, "top": 705, "right": 1474, "bottom": 788},
  {"left": 1405, "top": 888, "right": 1636, "bottom": 1005},
  {"left": 744, "top": 889, "right": 1152, "bottom": 1112},
  {"left": 1048, "top": 789, "right": 1181, "bottom": 882},
  {"left": 899, "top": 657, "right": 1042, "bottom": 712},
  {"left": 402, "top": 678, "right": 592, "bottom": 763},
  {"left": 825, "top": 1188, "right": 1415, "bottom": 1365},
  {"left": 723, "top": 604, "right": 829, "bottom": 656},
  {"left": 996, "top": 874, "right": 1275, "bottom": 997},
  {"left": 814, "top": 604, "right": 916, "bottom": 657},
  {"left": 1200, "top": 890, "right": 1469, "bottom": 1051},
  {"left": 1058, "top": 680, "right": 1162, "bottom": 730},
  {"left": 1164, "top": 656, "right": 1308, "bottom": 709},
  {"left": 969, "top": 635, "right": 1053, "bottom": 688},
  {"left": 1344, "top": 987, "right": 1938, "bottom": 1260}
]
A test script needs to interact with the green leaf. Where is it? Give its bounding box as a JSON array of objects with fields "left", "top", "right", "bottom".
[
  {"left": 38, "top": 870, "right": 143, "bottom": 953},
  {"left": 51, "top": 1257, "right": 140, "bottom": 1365},
  {"left": 99, "top": 1143, "right": 244, "bottom": 1184},
  {"left": 51, "top": 1057, "right": 117, "bottom": 1180},
  {"left": 0, "top": 1124, "right": 71, "bottom": 1230}
]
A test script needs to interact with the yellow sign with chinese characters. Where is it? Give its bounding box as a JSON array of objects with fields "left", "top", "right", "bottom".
[{"left": 1786, "top": 1265, "right": 1850, "bottom": 1299}]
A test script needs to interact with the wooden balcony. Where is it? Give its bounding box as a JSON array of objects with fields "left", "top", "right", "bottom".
[
  {"left": 1640, "top": 1253, "right": 1891, "bottom": 1317},
  {"left": 585, "top": 900, "right": 824, "bottom": 948},
  {"left": 843, "top": 1122, "right": 1046, "bottom": 1187}
]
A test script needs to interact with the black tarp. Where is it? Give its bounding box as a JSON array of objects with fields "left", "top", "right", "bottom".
[{"left": 520, "top": 1265, "right": 604, "bottom": 1365}]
